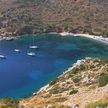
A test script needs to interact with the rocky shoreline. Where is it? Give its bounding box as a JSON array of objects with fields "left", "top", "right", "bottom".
[
  {"left": 1, "top": 32, "right": 108, "bottom": 45},
  {"left": 19, "top": 57, "right": 108, "bottom": 108},
  {"left": 0, "top": 36, "right": 18, "bottom": 41},
  {"left": 33, "top": 57, "right": 90, "bottom": 96}
]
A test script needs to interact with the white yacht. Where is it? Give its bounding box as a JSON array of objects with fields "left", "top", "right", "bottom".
[
  {"left": 27, "top": 52, "right": 35, "bottom": 56},
  {"left": 29, "top": 45, "right": 38, "bottom": 49},
  {"left": 14, "top": 49, "right": 21, "bottom": 52},
  {"left": 0, "top": 55, "right": 6, "bottom": 59},
  {"left": 29, "top": 36, "right": 39, "bottom": 49}
]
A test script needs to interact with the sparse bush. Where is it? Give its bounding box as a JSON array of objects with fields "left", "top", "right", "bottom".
[
  {"left": 1, "top": 97, "right": 19, "bottom": 108},
  {"left": 104, "top": 24, "right": 108, "bottom": 29},
  {"left": 99, "top": 73, "right": 108, "bottom": 87},
  {"left": 49, "top": 78, "right": 58, "bottom": 86},
  {"left": 50, "top": 88, "right": 59, "bottom": 94},
  {"left": 57, "top": 105, "right": 72, "bottom": 108},
  {"left": 52, "top": 97, "right": 67, "bottom": 102},
  {"left": 79, "top": 64, "right": 86, "bottom": 71},
  {"left": 42, "top": 94, "right": 51, "bottom": 98},
  {"left": 94, "top": 28, "right": 101, "bottom": 32},
  {"left": 67, "top": 74, "right": 73, "bottom": 78},
  {"left": 73, "top": 77, "right": 80, "bottom": 83},
  {"left": 69, "top": 89, "right": 78, "bottom": 95},
  {"left": 72, "top": 68, "right": 79, "bottom": 74},
  {"left": 93, "top": 59, "right": 99, "bottom": 63},
  {"left": 90, "top": 65, "right": 95, "bottom": 69},
  {"left": 101, "top": 30, "right": 108, "bottom": 37},
  {"left": 85, "top": 101, "right": 108, "bottom": 108},
  {"left": 48, "top": 105, "right": 56, "bottom": 108}
]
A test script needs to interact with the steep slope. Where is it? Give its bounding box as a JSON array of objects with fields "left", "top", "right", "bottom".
[
  {"left": 18, "top": 57, "right": 108, "bottom": 108},
  {"left": 0, "top": 58, "right": 108, "bottom": 108},
  {"left": 0, "top": 0, "right": 108, "bottom": 36}
]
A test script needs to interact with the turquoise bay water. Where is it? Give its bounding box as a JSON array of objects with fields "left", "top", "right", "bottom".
[{"left": 0, "top": 34, "right": 108, "bottom": 99}]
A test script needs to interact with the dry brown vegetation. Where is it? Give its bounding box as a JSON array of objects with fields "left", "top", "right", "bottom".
[
  {"left": 0, "top": 0, "right": 108, "bottom": 36},
  {"left": 0, "top": 58, "right": 108, "bottom": 108},
  {"left": 18, "top": 58, "right": 108, "bottom": 108}
]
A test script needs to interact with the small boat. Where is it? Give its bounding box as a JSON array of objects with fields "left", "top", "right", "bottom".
[
  {"left": 5, "top": 37, "right": 14, "bottom": 41},
  {"left": 14, "top": 49, "right": 21, "bottom": 52},
  {"left": 29, "top": 36, "right": 39, "bottom": 49},
  {"left": 29, "top": 45, "right": 38, "bottom": 49},
  {"left": 27, "top": 52, "right": 35, "bottom": 56},
  {"left": 0, "top": 55, "right": 6, "bottom": 59}
]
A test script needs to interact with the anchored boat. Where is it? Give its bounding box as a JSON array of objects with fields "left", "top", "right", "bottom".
[
  {"left": 29, "top": 36, "right": 39, "bottom": 49},
  {"left": 0, "top": 55, "right": 6, "bottom": 59},
  {"left": 14, "top": 49, "right": 21, "bottom": 52},
  {"left": 27, "top": 52, "right": 35, "bottom": 56},
  {"left": 29, "top": 45, "right": 38, "bottom": 49}
]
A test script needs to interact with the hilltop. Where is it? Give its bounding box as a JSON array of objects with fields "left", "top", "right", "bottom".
[{"left": 0, "top": 0, "right": 108, "bottom": 36}]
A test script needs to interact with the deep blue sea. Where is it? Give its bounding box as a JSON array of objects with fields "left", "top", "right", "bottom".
[{"left": 0, "top": 34, "right": 108, "bottom": 99}]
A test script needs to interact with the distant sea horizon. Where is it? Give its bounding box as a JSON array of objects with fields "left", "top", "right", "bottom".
[{"left": 0, "top": 34, "right": 108, "bottom": 99}]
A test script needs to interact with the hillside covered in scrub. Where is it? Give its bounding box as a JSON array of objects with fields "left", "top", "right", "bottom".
[
  {"left": 1, "top": 57, "right": 108, "bottom": 108},
  {"left": 18, "top": 57, "right": 108, "bottom": 108},
  {"left": 0, "top": 0, "right": 108, "bottom": 36}
]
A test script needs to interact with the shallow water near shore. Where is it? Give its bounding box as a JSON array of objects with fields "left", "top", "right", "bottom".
[{"left": 0, "top": 34, "right": 108, "bottom": 99}]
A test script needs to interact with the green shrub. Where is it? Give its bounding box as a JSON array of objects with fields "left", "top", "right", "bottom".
[
  {"left": 49, "top": 78, "right": 58, "bottom": 86},
  {"left": 72, "top": 68, "right": 79, "bottom": 74},
  {"left": 42, "top": 94, "right": 51, "bottom": 98},
  {"left": 100, "top": 73, "right": 106, "bottom": 76},
  {"left": 73, "top": 77, "right": 80, "bottom": 83},
  {"left": 101, "top": 30, "right": 108, "bottom": 37},
  {"left": 50, "top": 88, "right": 59, "bottom": 94},
  {"left": 79, "top": 64, "right": 86, "bottom": 71},
  {"left": 1, "top": 97, "right": 19, "bottom": 108},
  {"left": 67, "top": 74, "right": 73, "bottom": 78},
  {"left": 52, "top": 97, "right": 67, "bottom": 102},
  {"left": 99, "top": 73, "right": 108, "bottom": 87},
  {"left": 85, "top": 101, "right": 108, "bottom": 108},
  {"left": 90, "top": 65, "right": 95, "bottom": 69},
  {"left": 48, "top": 105, "right": 56, "bottom": 108},
  {"left": 94, "top": 28, "right": 101, "bottom": 32},
  {"left": 104, "top": 24, "right": 108, "bottom": 29},
  {"left": 93, "top": 59, "right": 99, "bottom": 63},
  {"left": 57, "top": 105, "right": 72, "bottom": 108},
  {"left": 69, "top": 89, "right": 78, "bottom": 95}
]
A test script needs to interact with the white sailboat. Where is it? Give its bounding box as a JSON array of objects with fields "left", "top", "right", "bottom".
[
  {"left": 29, "top": 45, "right": 38, "bottom": 49},
  {"left": 27, "top": 52, "right": 35, "bottom": 56},
  {"left": 0, "top": 43, "right": 6, "bottom": 59},
  {"left": 27, "top": 36, "right": 37, "bottom": 56},
  {"left": 14, "top": 41, "right": 21, "bottom": 53},
  {"left": 29, "top": 36, "right": 38, "bottom": 49},
  {"left": 14, "top": 49, "right": 21, "bottom": 52},
  {"left": 0, "top": 54, "right": 6, "bottom": 59}
]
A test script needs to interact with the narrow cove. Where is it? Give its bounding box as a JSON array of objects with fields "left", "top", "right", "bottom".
[{"left": 0, "top": 34, "right": 108, "bottom": 99}]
